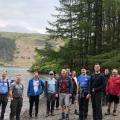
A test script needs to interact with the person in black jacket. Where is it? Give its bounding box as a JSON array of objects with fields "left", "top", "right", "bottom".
[
  {"left": 102, "top": 68, "right": 110, "bottom": 106},
  {"left": 88, "top": 64, "right": 105, "bottom": 120}
]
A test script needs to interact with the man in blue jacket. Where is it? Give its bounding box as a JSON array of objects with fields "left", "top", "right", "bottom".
[
  {"left": 78, "top": 68, "right": 90, "bottom": 120},
  {"left": 0, "top": 71, "right": 9, "bottom": 120},
  {"left": 27, "top": 71, "right": 44, "bottom": 118}
]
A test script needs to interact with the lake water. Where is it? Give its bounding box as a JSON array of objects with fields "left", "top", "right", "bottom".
[{"left": 0, "top": 67, "right": 47, "bottom": 120}]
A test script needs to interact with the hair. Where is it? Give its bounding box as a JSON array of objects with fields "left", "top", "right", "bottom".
[
  {"left": 34, "top": 71, "right": 39, "bottom": 74},
  {"left": 94, "top": 63, "right": 100, "bottom": 66},
  {"left": 112, "top": 69, "right": 118, "bottom": 73},
  {"left": 61, "top": 69, "right": 67, "bottom": 74}
]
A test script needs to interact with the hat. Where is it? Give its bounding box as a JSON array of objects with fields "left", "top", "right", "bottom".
[{"left": 49, "top": 71, "right": 54, "bottom": 75}]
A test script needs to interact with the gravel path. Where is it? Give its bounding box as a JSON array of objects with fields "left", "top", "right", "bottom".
[{"left": 21, "top": 97, "right": 120, "bottom": 120}]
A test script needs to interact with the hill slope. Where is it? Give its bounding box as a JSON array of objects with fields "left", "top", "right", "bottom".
[{"left": 0, "top": 32, "right": 64, "bottom": 67}]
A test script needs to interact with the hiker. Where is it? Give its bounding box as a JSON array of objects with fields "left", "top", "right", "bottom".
[
  {"left": 105, "top": 69, "right": 120, "bottom": 116},
  {"left": 27, "top": 71, "right": 44, "bottom": 118},
  {"left": 78, "top": 68, "right": 90, "bottom": 120},
  {"left": 54, "top": 71, "right": 60, "bottom": 110},
  {"left": 71, "top": 70, "right": 78, "bottom": 115},
  {"left": 9, "top": 74, "right": 24, "bottom": 120},
  {"left": 45, "top": 71, "right": 57, "bottom": 116},
  {"left": 66, "top": 68, "right": 72, "bottom": 77},
  {"left": 102, "top": 68, "right": 110, "bottom": 106},
  {"left": 0, "top": 71, "right": 9, "bottom": 120},
  {"left": 57, "top": 69, "right": 72, "bottom": 120},
  {"left": 88, "top": 64, "right": 105, "bottom": 120}
]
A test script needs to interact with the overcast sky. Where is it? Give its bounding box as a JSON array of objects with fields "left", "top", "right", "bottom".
[{"left": 0, "top": 0, "right": 59, "bottom": 34}]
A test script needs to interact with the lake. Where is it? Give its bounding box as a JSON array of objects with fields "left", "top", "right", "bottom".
[{"left": 0, "top": 66, "right": 47, "bottom": 120}]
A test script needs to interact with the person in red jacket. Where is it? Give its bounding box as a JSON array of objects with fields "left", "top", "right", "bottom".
[{"left": 105, "top": 69, "right": 120, "bottom": 116}]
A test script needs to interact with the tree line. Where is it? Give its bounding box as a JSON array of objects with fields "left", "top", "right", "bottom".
[{"left": 33, "top": 0, "right": 120, "bottom": 72}]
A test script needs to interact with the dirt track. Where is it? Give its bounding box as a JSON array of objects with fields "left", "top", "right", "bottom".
[{"left": 21, "top": 97, "right": 120, "bottom": 120}]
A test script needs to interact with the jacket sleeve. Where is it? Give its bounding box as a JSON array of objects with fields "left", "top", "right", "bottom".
[
  {"left": 44, "top": 81, "right": 48, "bottom": 95},
  {"left": 56, "top": 78, "right": 59, "bottom": 94},
  {"left": 88, "top": 75, "right": 92, "bottom": 94},
  {"left": 41, "top": 80, "right": 45, "bottom": 94},
  {"left": 69, "top": 78, "right": 72, "bottom": 94},
  {"left": 27, "top": 80, "right": 30, "bottom": 97},
  {"left": 106, "top": 79, "right": 110, "bottom": 94}
]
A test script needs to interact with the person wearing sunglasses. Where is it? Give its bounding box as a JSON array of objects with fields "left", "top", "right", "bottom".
[{"left": 45, "top": 71, "right": 57, "bottom": 117}]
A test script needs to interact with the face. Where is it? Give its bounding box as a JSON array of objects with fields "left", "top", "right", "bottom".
[
  {"left": 2, "top": 72, "right": 7, "bottom": 80},
  {"left": 34, "top": 72, "right": 39, "bottom": 78},
  {"left": 104, "top": 69, "right": 109, "bottom": 75},
  {"left": 49, "top": 74, "right": 54, "bottom": 79},
  {"left": 16, "top": 75, "right": 22, "bottom": 83},
  {"left": 66, "top": 68, "right": 71, "bottom": 75},
  {"left": 72, "top": 71, "right": 76, "bottom": 77},
  {"left": 61, "top": 71, "right": 67, "bottom": 77},
  {"left": 81, "top": 69, "right": 87, "bottom": 75},
  {"left": 94, "top": 64, "right": 100, "bottom": 73},
  {"left": 112, "top": 70, "right": 118, "bottom": 76}
]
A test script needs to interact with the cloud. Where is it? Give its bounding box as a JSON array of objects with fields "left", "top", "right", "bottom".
[
  {"left": 0, "top": 0, "right": 59, "bottom": 33},
  {"left": 0, "top": 20, "right": 9, "bottom": 28}
]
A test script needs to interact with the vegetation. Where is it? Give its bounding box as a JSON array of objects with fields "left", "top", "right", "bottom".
[
  {"left": 0, "top": 32, "right": 48, "bottom": 67},
  {"left": 32, "top": 0, "right": 120, "bottom": 73}
]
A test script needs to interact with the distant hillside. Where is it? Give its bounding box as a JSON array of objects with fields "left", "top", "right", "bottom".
[{"left": 0, "top": 32, "right": 64, "bottom": 67}]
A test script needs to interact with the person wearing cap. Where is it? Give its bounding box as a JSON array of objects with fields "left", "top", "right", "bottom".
[
  {"left": 0, "top": 71, "right": 9, "bottom": 120},
  {"left": 57, "top": 69, "right": 72, "bottom": 120},
  {"left": 9, "top": 74, "right": 24, "bottom": 120},
  {"left": 105, "top": 69, "right": 120, "bottom": 116},
  {"left": 27, "top": 71, "right": 44, "bottom": 118},
  {"left": 45, "top": 71, "right": 57, "bottom": 116}
]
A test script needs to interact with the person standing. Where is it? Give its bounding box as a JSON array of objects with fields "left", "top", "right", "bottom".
[
  {"left": 105, "top": 69, "right": 120, "bottom": 116},
  {"left": 27, "top": 71, "right": 44, "bottom": 118},
  {"left": 53, "top": 71, "right": 60, "bottom": 110},
  {"left": 88, "top": 64, "right": 105, "bottom": 120},
  {"left": 45, "top": 71, "right": 57, "bottom": 116},
  {"left": 78, "top": 68, "right": 90, "bottom": 120},
  {"left": 57, "top": 69, "right": 72, "bottom": 120},
  {"left": 9, "top": 74, "right": 24, "bottom": 120},
  {"left": 102, "top": 68, "right": 110, "bottom": 106},
  {"left": 0, "top": 71, "right": 9, "bottom": 120},
  {"left": 71, "top": 70, "right": 78, "bottom": 115}
]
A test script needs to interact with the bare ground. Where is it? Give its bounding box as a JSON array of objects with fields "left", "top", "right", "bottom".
[{"left": 21, "top": 97, "right": 120, "bottom": 120}]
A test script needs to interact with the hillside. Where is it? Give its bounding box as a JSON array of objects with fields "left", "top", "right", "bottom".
[{"left": 0, "top": 32, "right": 64, "bottom": 68}]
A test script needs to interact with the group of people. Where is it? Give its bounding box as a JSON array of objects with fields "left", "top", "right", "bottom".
[
  {"left": 0, "top": 71, "right": 23, "bottom": 120},
  {"left": 0, "top": 64, "right": 120, "bottom": 120}
]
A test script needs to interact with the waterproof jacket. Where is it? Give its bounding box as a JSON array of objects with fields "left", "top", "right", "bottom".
[
  {"left": 106, "top": 75, "right": 120, "bottom": 96},
  {"left": 27, "top": 79, "right": 44, "bottom": 96}
]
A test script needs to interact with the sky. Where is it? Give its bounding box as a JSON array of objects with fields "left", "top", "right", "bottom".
[{"left": 0, "top": 0, "right": 59, "bottom": 34}]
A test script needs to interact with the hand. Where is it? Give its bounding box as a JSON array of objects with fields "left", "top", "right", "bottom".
[
  {"left": 55, "top": 94, "right": 58, "bottom": 98},
  {"left": 69, "top": 94, "right": 72, "bottom": 97},
  {"left": 86, "top": 94, "right": 91, "bottom": 99},
  {"left": 10, "top": 97, "right": 13, "bottom": 100},
  {"left": 92, "top": 88, "right": 95, "bottom": 92}
]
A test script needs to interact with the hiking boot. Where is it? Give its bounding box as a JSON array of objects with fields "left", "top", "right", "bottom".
[
  {"left": 74, "top": 109, "right": 79, "bottom": 115},
  {"left": 35, "top": 113, "right": 38, "bottom": 118},
  {"left": 51, "top": 112, "right": 55, "bottom": 116},
  {"left": 105, "top": 109, "right": 110, "bottom": 115},
  {"left": 66, "top": 114, "right": 69, "bottom": 120},
  {"left": 59, "top": 112, "right": 65, "bottom": 120},
  {"left": 0, "top": 117, "right": 3, "bottom": 120},
  {"left": 113, "top": 110, "right": 117, "bottom": 116},
  {"left": 46, "top": 111, "right": 50, "bottom": 117}
]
